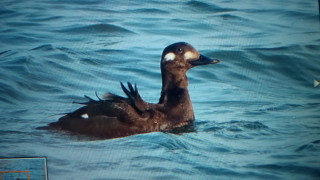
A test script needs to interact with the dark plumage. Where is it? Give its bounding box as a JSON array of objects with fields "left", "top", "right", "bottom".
[{"left": 48, "top": 42, "right": 220, "bottom": 139}]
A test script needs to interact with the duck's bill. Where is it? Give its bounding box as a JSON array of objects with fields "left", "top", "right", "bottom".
[{"left": 189, "top": 54, "right": 220, "bottom": 66}]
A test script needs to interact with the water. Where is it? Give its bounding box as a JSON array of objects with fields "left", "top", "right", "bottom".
[
  {"left": 1, "top": 0, "right": 320, "bottom": 179},
  {"left": 0, "top": 158, "right": 47, "bottom": 180}
]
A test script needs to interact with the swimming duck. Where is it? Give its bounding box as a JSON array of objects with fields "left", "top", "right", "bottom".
[{"left": 49, "top": 42, "right": 220, "bottom": 139}]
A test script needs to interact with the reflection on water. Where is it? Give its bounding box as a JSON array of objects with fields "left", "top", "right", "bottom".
[{"left": 1, "top": 0, "right": 320, "bottom": 179}]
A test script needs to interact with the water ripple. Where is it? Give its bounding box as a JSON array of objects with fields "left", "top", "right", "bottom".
[
  {"left": 186, "top": 0, "right": 235, "bottom": 13},
  {"left": 57, "top": 24, "right": 135, "bottom": 35}
]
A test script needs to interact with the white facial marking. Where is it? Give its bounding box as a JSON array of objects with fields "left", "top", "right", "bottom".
[
  {"left": 184, "top": 51, "right": 198, "bottom": 60},
  {"left": 81, "top": 114, "right": 89, "bottom": 118},
  {"left": 164, "top": 52, "right": 175, "bottom": 61}
]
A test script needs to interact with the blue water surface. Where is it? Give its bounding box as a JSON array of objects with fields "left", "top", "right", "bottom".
[
  {"left": 1, "top": 0, "right": 320, "bottom": 179},
  {"left": 0, "top": 158, "right": 47, "bottom": 180}
]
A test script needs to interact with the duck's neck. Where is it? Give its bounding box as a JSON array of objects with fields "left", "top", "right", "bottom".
[
  {"left": 159, "top": 69, "right": 195, "bottom": 121},
  {"left": 159, "top": 68, "right": 188, "bottom": 103},
  {"left": 162, "top": 68, "right": 188, "bottom": 89}
]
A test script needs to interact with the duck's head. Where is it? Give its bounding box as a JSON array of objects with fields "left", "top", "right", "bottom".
[{"left": 161, "top": 42, "right": 220, "bottom": 73}]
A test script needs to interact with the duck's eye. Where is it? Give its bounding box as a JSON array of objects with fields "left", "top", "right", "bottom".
[{"left": 177, "top": 48, "right": 183, "bottom": 54}]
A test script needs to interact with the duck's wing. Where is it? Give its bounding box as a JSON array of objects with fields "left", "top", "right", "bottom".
[
  {"left": 49, "top": 95, "right": 147, "bottom": 138},
  {"left": 66, "top": 82, "right": 149, "bottom": 119},
  {"left": 120, "top": 82, "right": 150, "bottom": 114},
  {"left": 49, "top": 82, "right": 156, "bottom": 138}
]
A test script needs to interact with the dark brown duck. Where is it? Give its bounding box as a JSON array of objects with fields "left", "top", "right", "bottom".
[{"left": 49, "top": 42, "right": 220, "bottom": 139}]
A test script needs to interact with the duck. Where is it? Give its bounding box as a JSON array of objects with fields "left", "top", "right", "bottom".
[{"left": 48, "top": 42, "right": 220, "bottom": 139}]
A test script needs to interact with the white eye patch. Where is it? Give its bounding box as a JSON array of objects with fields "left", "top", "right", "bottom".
[
  {"left": 164, "top": 52, "right": 175, "bottom": 61},
  {"left": 184, "top": 51, "right": 198, "bottom": 60}
]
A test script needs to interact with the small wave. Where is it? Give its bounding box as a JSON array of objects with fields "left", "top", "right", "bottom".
[
  {"left": 19, "top": 80, "right": 64, "bottom": 93},
  {"left": 0, "top": 7, "right": 15, "bottom": 16},
  {"left": 131, "top": 155, "right": 169, "bottom": 162},
  {"left": 45, "top": 53, "right": 73, "bottom": 63},
  {"left": 31, "top": 44, "right": 55, "bottom": 51},
  {"left": 95, "top": 49, "right": 131, "bottom": 54},
  {"left": 78, "top": 57, "right": 100, "bottom": 65},
  {"left": 6, "top": 21, "right": 42, "bottom": 27},
  {"left": 246, "top": 46, "right": 319, "bottom": 89},
  {"left": 3, "top": 35, "right": 39, "bottom": 45},
  {"left": 0, "top": 96, "right": 15, "bottom": 105},
  {"left": 46, "top": 0, "right": 103, "bottom": 5},
  {"left": 215, "top": 13, "right": 253, "bottom": 24},
  {"left": 201, "top": 120, "right": 272, "bottom": 140},
  {"left": 246, "top": 164, "right": 320, "bottom": 178},
  {"left": 194, "top": 165, "right": 277, "bottom": 179},
  {"left": 30, "top": 15, "right": 63, "bottom": 22},
  {"left": 246, "top": 44, "right": 303, "bottom": 52},
  {"left": 264, "top": 103, "right": 302, "bottom": 112},
  {"left": 295, "top": 140, "right": 320, "bottom": 152},
  {"left": 58, "top": 24, "right": 135, "bottom": 35},
  {"left": 226, "top": 71, "right": 257, "bottom": 83},
  {"left": 224, "top": 120, "right": 269, "bottom": 131},
  {"left": 0, "top": 81, "right": 31, "bottom": 105},
  {"left": 280, "top": 10, "right": 318, "bottom": 20},
  {"left": 128, "top": 8, "right": 168, "bottom": 14},
  {"left": 305, "top": 44, "right": 320, "bottom": 51},
  {"left": 142, "top": 28, "right": 194, "bottom": 36},
  {"left": 0, "top": 50, "right": 11, "bottom": 56},
  {"left": 186, "top": 0, "right": 235, "bottom": 13}
]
